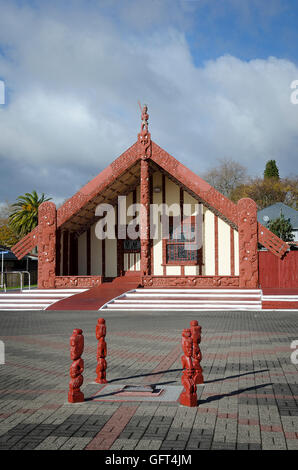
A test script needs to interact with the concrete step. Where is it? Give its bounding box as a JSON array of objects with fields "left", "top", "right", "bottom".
[
  {"left": 101, "top": 288, "right": 262, "bottom": 311},
  {"left": 0, "top": 289, "right": 87, "bottom": 311},
  {"left": 104, "top": 304, "right": 261, "bottom": 311}
]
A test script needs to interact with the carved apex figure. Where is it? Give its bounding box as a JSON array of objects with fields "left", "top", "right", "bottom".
[
  {"left": 141, "top": 104, "right": 149, "bottom": 133},
  {"left": 138, "top": 102, "right": 151, "bottom": 159}
]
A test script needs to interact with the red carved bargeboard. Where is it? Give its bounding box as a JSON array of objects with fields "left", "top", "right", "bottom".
[
  {"left": 38, "top": 202, "right": 57, "bottom": 289},
  {"left": 12, "top": 226, "right": 39, "bottom": 260},
  {"left": 258, "top": 223, "right": 288, "bottom": 259},
  {"left": 142, "top": 275, "right": 240, "bottom": 288},
  {"left": 54, "top": 276, "right": 103, "bottom": 288},
  {"left": 11, "top": 141, "right": 288, "bottom": 266}
]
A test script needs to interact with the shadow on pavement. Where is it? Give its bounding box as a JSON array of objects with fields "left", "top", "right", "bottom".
[
  {"left": 203, "top": 369, "right": 269, "bottom": 384},
  {"left": 198, "top": 382, "right": 273, "bottom": 405}
]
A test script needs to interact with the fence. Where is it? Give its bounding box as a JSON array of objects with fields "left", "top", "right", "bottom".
[
  {"left": 259, "top": 249, "right": 298, "bottom": 289},
  {"left": 1, "top": 270, "right": 37, "bottom": 289}
]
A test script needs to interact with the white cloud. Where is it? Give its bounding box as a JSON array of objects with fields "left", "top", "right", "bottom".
[{"left": 0, "top": 1, "right": 297, "bottom": 204}]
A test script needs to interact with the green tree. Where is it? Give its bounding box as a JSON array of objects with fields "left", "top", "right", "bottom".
[
  {"left": 0, "top": 224, "right": 20, "bottom": 247},
  {"left": 231, "top": 177, "right": 298, "bottom": 209},
  {"left": 264, "top": 160, "right": 279, "bottom": 180},
  {"left": 0, "top": 202, "right": 20, "bottom": 247},
  {"left": 9, "top": 191, "right": 51, "bottom": 237},
  {"left": 266, "top": 212, "right": 294, "bottom": 242}
]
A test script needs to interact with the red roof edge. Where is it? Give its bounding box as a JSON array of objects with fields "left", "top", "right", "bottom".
[{"left": 11, "top": 139, "right": 288, "bottom": 260}]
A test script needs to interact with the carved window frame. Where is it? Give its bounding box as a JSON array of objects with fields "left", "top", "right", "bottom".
[{"left": 162, "top": 215, "right": 202, "bottom": 267}]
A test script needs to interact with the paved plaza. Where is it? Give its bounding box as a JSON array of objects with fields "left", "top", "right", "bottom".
[{"left": 0, "top": 309, "right": 297, "bottom": 451}]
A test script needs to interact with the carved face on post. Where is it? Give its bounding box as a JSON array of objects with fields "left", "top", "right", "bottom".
[
  {"left": 96, "top": 318, "right": 106, "bottom": 340},
  {"left": 182, "top": 329, "right": 193, "bottom": 358},
  {"left": 70, "top": 329, "right": 84, "bottom": 360}
]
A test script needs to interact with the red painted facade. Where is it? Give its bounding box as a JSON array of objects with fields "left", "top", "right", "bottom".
[{"left": 259, "top": 250, "right": 298, "bottom": 289}]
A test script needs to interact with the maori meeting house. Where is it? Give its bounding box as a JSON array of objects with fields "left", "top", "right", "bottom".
[{"left": 9, "top": 107, "right": 298, "bottom": 311}]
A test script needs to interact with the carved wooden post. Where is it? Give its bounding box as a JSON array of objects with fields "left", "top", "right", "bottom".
[
  {"left": 68, "top": 328, "right": 84, "bottom": 403},
  {"left": 38, "top": 201, "right": 57, "bottom": 289},
  {"left": 140, "top": 159, "right": 151, "bottom": 277},
  {"left": 237, "top": 198, "right": 258, "bottom": 288},
  {"left": 190, "top": 320, "right": 204, "bottom": 385},
  {"left": 179, "top": 328, "right": 197, "bottom": 407},
  {"left": 138, "top": 104, "right": 152, "bottom": 279},
  {"left": 95, "top": 318, "right": 107, "bottom": 384}
]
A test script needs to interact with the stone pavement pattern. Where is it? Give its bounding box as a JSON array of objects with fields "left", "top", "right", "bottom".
[{"left": 0, "top": 310, "right": 297, "bottom": 450}]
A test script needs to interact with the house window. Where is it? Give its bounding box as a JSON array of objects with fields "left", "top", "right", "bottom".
[
  {"left": 165, "top": 216, "right": 199, "bottom": 264},
  {"left": 123, "top": 239, "right": 140, "bottom": 252}
]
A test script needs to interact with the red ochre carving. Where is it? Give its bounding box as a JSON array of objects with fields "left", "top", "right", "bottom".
[
  {"left": 68, "top": 328, "right": 84, "bottom": 403},
  {"left": 38, "top": 202, "right": 57, "bottom": 289},
  {"left": 179, "top": 329, "right": 198, "bottom": 407},
  {"left": 11, "top": 226, "right": 39, "bottom": 260},
  {"left": 237, "top": 198, "right": 258, "bottom": 288},
  {"left": 57, "top": 142, "right": 139, "bottom": 228},
  {"left": 142, "top": 276, "right": 239, "bottom": 288},
  {"left": 95, "top": 318, "right": 107, "bottom": 384},
  {"left": 54, "top": 276, "right": 102, "bottom": 288},
  {"left": 190, "top": 320, "right": 204, "bottom": 385},
  {"left": 151, "top": 142, "right": 238, "bottom": 225},
  {"left": 258, "top": 223, "right": 288, "bottom": 259},
  {"left": 140, "top": 159, "right": 151, "bottom": 276},
  {"left": 138, "top": 104, "right": 151, "bottom": 160}
]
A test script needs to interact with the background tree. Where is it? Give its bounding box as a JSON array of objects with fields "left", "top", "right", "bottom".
[
  {"left": 0, "top": 225, "right": 20, "bottom": 247},
  {"left": 266, "top": 212, "right": 294, "bottom": 242},
  {"left": 9, "top": 191, "right": 51, "bottom": 237},
  {"left": 203, "top": 158, "right": 248, "bottom": 198},
  {"left": 0, "top": 202, "right": 20, "bottom": 247},
  {"left": 264, "top": 160, "right": 279, "bottom": 180},
  {"left": 231, "top": 176, "right": 298, "bottom": 209}
]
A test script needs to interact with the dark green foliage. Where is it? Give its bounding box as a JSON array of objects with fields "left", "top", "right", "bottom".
[
  {"left": 264, "top": 160, "right": 279, "bottom": 180},
  {"left": 266, "top": 212, "right": 294, "bottom": 242},
  {"left": 9, "top": 190, "right": 51, "bottom": 237}
]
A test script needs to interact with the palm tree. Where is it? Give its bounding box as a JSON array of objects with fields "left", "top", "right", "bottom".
[{"left": 9, "top": 190, "right": 52, "bottom": 237}]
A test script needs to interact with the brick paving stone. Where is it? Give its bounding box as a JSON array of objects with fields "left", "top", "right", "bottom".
[
  {"left": 0, "top": 310, "right": 298, "bottom": 450},
  {"left": 34, "top": 436, "right": 70, "bottom": 450},
  {"left": 110, "top": 438, "right": 138, "bottom": 450},
  {"left": 135, "top": 439, "right": 162, "bottom": 450},
  {"left": 60, "top": 437, "right": 93, "bottom": 450}
]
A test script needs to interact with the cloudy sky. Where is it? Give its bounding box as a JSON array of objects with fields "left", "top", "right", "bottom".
[{"left": 0, "top": 0, "right": 298, "bottom": 206}]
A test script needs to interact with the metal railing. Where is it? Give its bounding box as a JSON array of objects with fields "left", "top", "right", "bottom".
[{"left": 0, "top": 271, "right": 31, "bottom": 292}]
